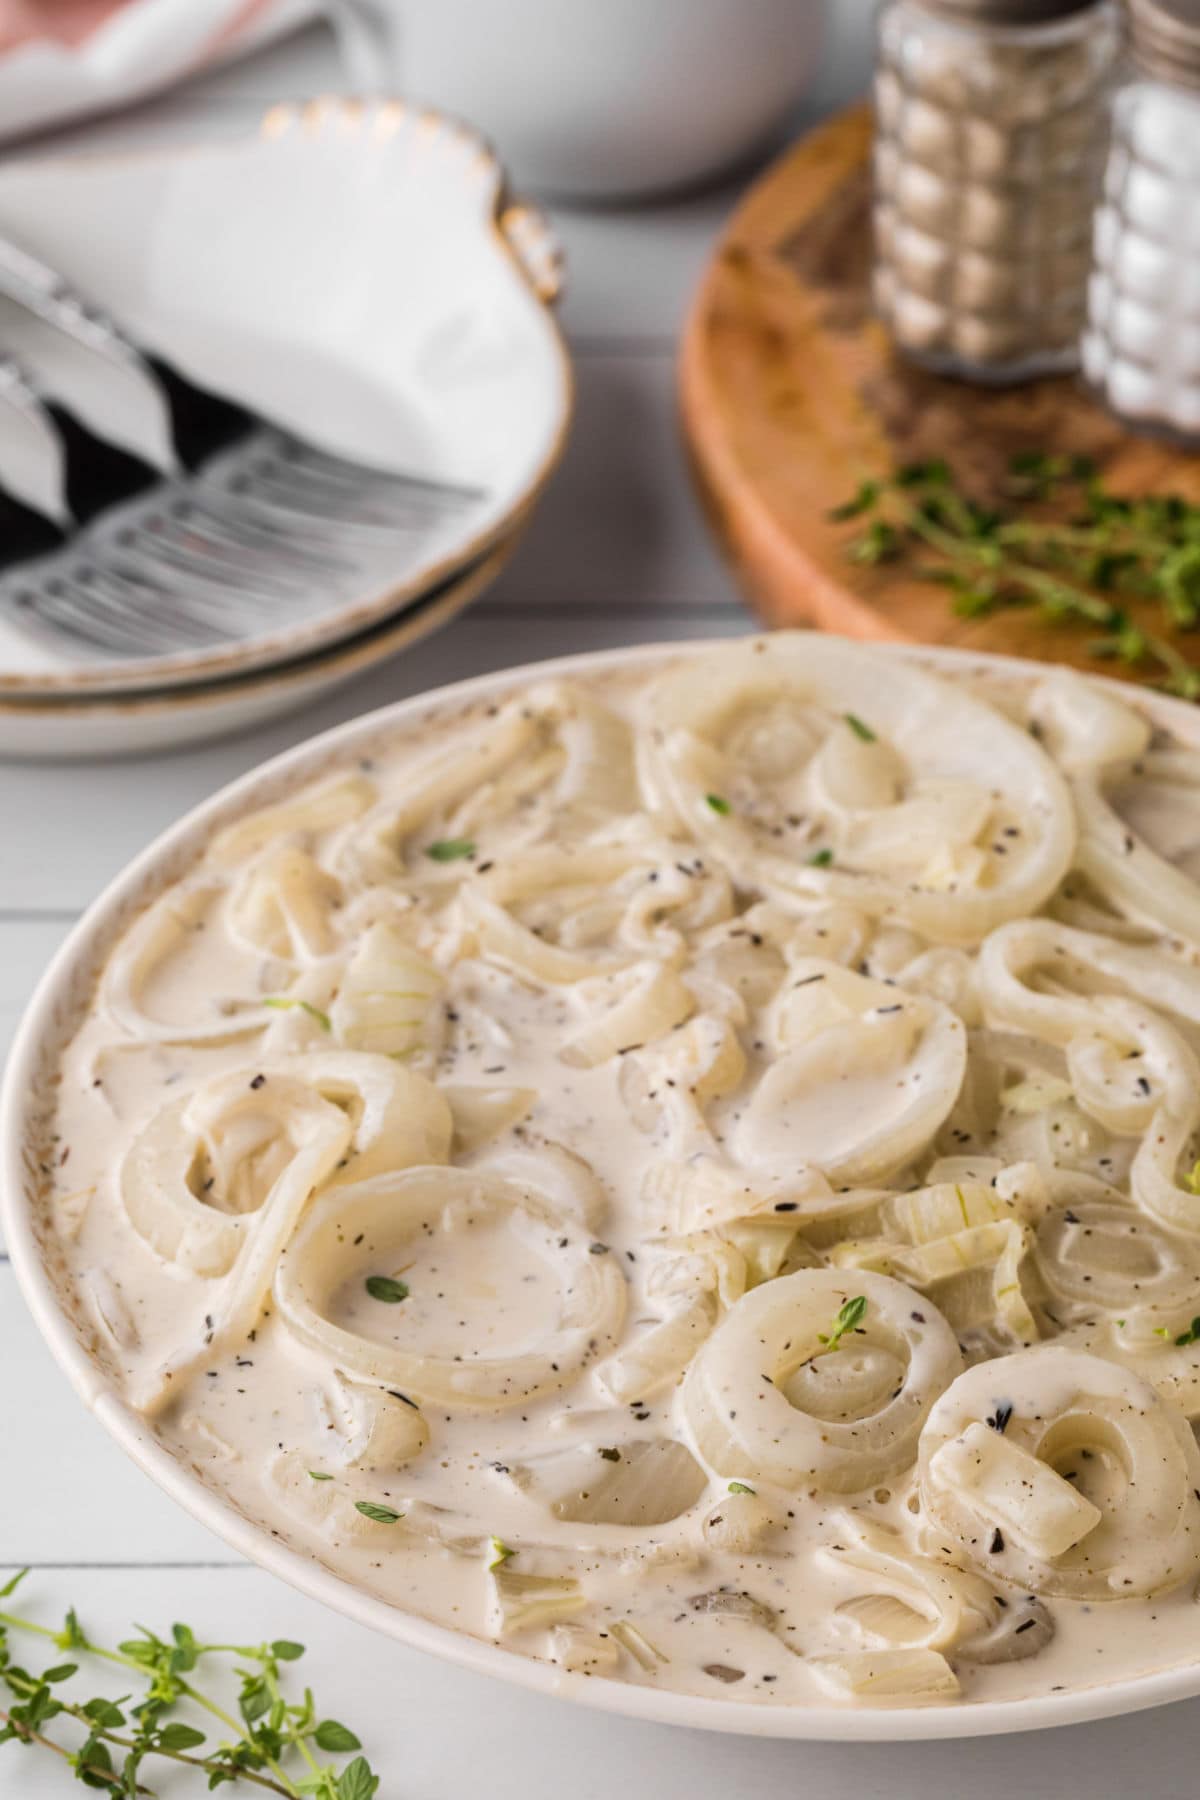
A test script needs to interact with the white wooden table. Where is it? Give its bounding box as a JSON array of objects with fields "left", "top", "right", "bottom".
[{"left": 4, "top": 13, "right": 1198, "bottom": 1795}]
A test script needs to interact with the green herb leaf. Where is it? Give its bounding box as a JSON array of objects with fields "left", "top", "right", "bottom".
[
  {"left": 308, "top": 1469, "right": 334, "bottom": 1482},
  {"left": 171, "top": 1621, "right": 199, "bottom": 1671},
  {"left": 817, "top": 1294, "right": 868, "bottom": 1353},
  {"left": 809, "top": 848, "right": 834, "bottom": 868},
  {"left": 354, "top": 1500, "right": 402, "bottom": 1524},
  {"left": 157, "top": 1722, "right": 206, "bottom": 1752},
  {"left": 833, "top": 461, "right": 1200, "bottom": 704},
  {"left": 1175, "top": 1317, "right": 1200, "bottom": 1347},
  {"left": 56, "top": 1607, "right": 87, "bottom": 1652},
  {"left": 727, "top": 1481, "right": 756, "bottom": 1495},
  {"left": 705, "top": 793, "right": 732, "bottom": 815},
  {"left": 828, "top": 479, "right": 880, "bottom": 521},
  {"left": 239, "top": 1679, "right": 271, "bottom": 1723},
  {"left": 425, "top": 838, "right": 475, "bottom": 863},
  {"left": 365, "top": 1274, "right": 409, "bottom": 1304},
  {"left": 843, "top": 713, "right": 876, "bottom": 743},
  {"left": 0, "top": 1570, "right": 28, "bottom": 1599},
  {"left": 338, "top": 1756, "right": 381, "bottom": 1800},
  {"left": 488, "top": 1536, "right": 515, "bottom": 1570},
  {"left": 848, "top": 519, "right": 901, "bottom": 565},
  {"left": 81, "top": 1698, "right": 126, "bottom": 1729},
  {"left": 262, "top": 996, "right": 332, "bottom": 1032},
  {"left": 0, "top": 1576, "right": 379, "bottom": 1796},
  {"left": 315, "top": 1719, "right": 363, "bottom": 1752}
]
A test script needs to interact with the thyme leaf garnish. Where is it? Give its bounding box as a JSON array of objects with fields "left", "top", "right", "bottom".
[{"left": 831, "top": 455, "right": 1200, "bottom": 701}]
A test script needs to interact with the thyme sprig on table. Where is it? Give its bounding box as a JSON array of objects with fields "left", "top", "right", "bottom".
[
  {"left": 0, "top": 1571, "right": 380, "bottom": 1797},
  {"left": 831, "top": 454, "right": 1200, "bottom": 700}
]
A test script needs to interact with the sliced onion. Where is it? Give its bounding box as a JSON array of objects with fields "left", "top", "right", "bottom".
[
  {"left": 481, "top": 1139, "right": 608, "bottom": 1231},
  {"left": 808, "top": 1649, "right": 959, "bottom": 1703},
  {"left": 821, "top": 1512, "right": 997, "bottom": 1652},
  {"left": 491, "top": 1568, "right": 587, "bottom": 1636},
  {"left": 734, "top": 960, "right": 967, "bottom": 1185},
  {"left": 274, "top": 1166, "right": 626, "bottom": 1408},
  {"left": 1035, "top": 1200, "right": 1200, "bottom": 1316},
  {"left": 560, "top": 962, "right": 695, "bottom": 1067},
  {"left": 102, "top": 881, "right": 269, "bottom": 1045},
  {"left": 120, "top": 1066, "right": 351, "bottom": 1278},
  {"left": 979, "top": 918, "right": 1200, "bottom": 1047},
  {"left": 127, "top": 1057, "right": 450, "bottom": 1410},
  {"left": 513, "top": 1438, "right": 708, "bottom": 1527},
  {"left": 682, "top": 1269, "right": 962, "bottom": 1492},
  {"left": 919, "top": 1346, "right": 1200, "bottom": 1598},
  {"left": 314, "top": 1371, "right": 429, "bottom": 1471},
  {"left": 210, "top": 772, "right": 375, "bottom": 868},
  {"left": 134, "top": 1093, "right": 352, "bottom": 1414},
  {"left": 442, "top": 1083, "right": 535, "bottom": 1154},
  {"left": 640, "top": 635, "right": 1073, "bottom": 946},
  {"left": 226, "top": 845, "right": 342, "bottom": 964},
  {"left": 329, "top": 920, "right": 445, "bottom": 1064}
]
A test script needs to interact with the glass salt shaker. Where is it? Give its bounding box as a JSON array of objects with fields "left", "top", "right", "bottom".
[
  {"left": 1083, "top": 0, "right": 1200, "bottom": 441},
  {"left": 873, "top": 0, "right": 1121, "bottom": 383}
]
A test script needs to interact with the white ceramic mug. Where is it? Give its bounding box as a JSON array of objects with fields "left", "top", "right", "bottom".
[{"left": 332, "top": 0, "right": 825, "bottom": 201}]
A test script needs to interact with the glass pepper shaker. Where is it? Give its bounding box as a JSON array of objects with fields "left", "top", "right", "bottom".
[
  {"left": 873, "top": 0, "right": 1121, "bottom": 383},
  {"left": 1082, "top": 0, "right": 1200, "bottom": 442}
]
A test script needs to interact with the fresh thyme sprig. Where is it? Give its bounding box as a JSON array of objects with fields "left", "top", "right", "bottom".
[
  {"left": 831, "top": 455, "right": 1200, "bottom": 701},
  {"left": 817, "top": 1295, "right": 868, "bottom": 1353},
  {"left": 0, "top": 1571, "right": 380, "bottom": 1797}
]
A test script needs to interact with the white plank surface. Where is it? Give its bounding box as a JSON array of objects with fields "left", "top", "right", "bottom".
[{"left": 6, "top": 9, "right": 1200, "bottom": 1798}]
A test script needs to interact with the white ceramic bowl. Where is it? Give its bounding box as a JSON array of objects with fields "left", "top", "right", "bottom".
[
  {"left": 343, "top": 0, "right": 826, "bottom": 201},
  {"left": 7, "top": 636, "right": 1200, "bottom": 1741},
  {"left": 0, "top": 98, "right": 569, "bottom": 697}
]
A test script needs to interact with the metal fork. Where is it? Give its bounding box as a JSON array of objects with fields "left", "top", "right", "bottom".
[{"left": 0, "top": 236, "right": 488, "bottom": 667}]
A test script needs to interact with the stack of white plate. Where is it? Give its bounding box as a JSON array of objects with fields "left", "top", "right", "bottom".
[{"left": 0, "top": 98, "right": 571, "bottom": 757}]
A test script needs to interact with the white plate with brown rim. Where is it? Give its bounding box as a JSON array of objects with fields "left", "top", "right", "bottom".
[{"left": 0, "top": 532, "right": 518, "bottom": 760}]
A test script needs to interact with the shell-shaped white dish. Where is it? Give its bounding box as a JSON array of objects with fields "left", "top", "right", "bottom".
[
  {"left": 0, "top": 97, "right": 570, "bottom": 697},
  {"left": 8, "top": 635, "right": 1200, "bottom": 1743}
]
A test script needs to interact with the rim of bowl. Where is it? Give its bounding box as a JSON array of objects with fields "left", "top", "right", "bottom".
[{"left": 5, "top": 633, "right": 1200, "bottom": 1744}]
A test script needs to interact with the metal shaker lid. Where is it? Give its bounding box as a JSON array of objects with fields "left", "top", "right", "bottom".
[
  {"left": 1127, "top": 0, "right": 1200, "bottom": 87},
  {"left": 920, "top": 0, "right": 1101, "bottom": 22}
]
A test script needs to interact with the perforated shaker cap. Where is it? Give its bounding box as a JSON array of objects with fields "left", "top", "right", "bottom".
[
  {"left": 921, "top": 0, "right": 1100, "bottom": 23},
  {"left": 1127, "top": 0, "right": 1200, "bottom": 86}
]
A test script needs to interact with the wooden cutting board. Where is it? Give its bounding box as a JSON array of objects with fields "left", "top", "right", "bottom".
[{"left": 681, "top": 102, "right": 1200, "bottom": 687}]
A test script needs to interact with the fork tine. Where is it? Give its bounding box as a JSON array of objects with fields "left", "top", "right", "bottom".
[
  {"left": 0, "top": 241, "right": 496, "bottom": 667},
  {"left": 156, "top": 496, "right": 360, "bottom": 579},
  {"left": 284, "top": 437, "right": 486, "bottom": 502}
]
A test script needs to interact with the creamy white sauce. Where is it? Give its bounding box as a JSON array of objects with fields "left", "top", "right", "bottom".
[{"left": 42, "top": 638, "right": 1200, "bottom": 1709}]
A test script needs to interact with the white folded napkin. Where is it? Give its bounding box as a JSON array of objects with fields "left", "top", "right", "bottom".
[{"left": 0, "top": 0, "right": 322, "bottom": 144}]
